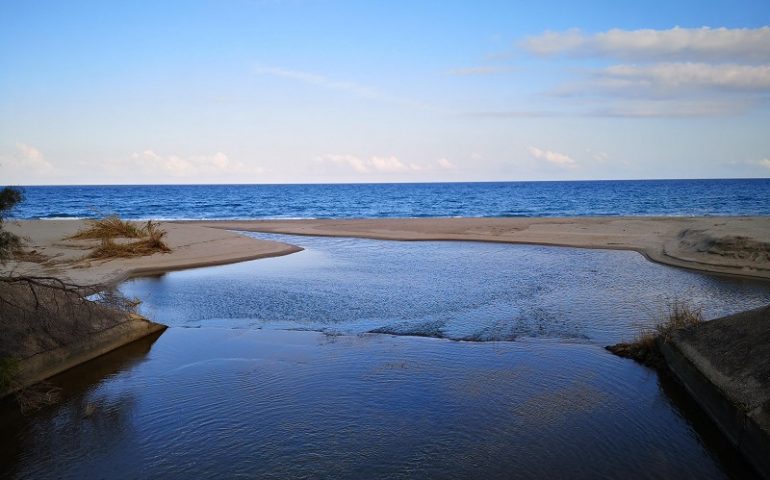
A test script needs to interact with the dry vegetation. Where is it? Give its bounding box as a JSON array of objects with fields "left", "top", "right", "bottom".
[
  {"left": 71, "top": 215, "right": 143, "bottom": 240},
  {"left": 607, "top": 301, "right": 703, "bottom": 367},
  {"left": 0, "top": 275, "right": 141, "bottom": 411},
  {"left": 0, "top": 194, "right": 154, "bottom": 411},
  {"left": 72, "top": 217, "right": 171, "bottom": 259}
]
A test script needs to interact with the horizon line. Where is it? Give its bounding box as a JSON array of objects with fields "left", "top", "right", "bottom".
[{"left": 7, "top": 176, "right": 770, "bottom": 188}]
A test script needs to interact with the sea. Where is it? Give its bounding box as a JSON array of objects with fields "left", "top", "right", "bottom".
[{"left": 10, "top": 178, "right": 770, "bottom": 219}]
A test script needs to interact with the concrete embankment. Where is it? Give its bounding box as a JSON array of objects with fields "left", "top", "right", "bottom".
[
  {"left": 658, "top": 305, "right": 770, "bottom": 478},
  {"left": 1, "top": 315, "right": 166, "bottom": 398}
]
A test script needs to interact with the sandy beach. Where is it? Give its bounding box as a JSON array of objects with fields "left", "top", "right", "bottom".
[
  {"left": 6, "top": 220, "right": 302, "bottom": 286},
  {"left": 6, "top": 216, "right": 770, "bottom": 284},
  {"left": 188, "top": 216, "right": 770, "bottom": 280}
]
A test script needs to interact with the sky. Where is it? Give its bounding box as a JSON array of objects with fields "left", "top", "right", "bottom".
[{"left": 1, "top": 0, "right": 769, "bottom": 185}]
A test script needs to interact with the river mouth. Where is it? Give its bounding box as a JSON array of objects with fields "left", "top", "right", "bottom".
[
  {"left": 2, "top": 235, "right": 768, "bottom": 479},
  {"left": 124, "top": 233, "right": 769, "bottom": 345}
]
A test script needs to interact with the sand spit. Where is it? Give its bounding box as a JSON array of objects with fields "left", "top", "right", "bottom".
[
  {"left": 1, "top": 220, "right": 302, "bottom": 399},
  {"left": 187, "top": 217, "right": 770, "bottom": 280},
  {"left": 6, "top": 220, "right": 303, "bottom": 287}
]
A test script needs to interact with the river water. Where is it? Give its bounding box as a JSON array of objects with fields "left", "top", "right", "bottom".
[{"left": 2, "top": 234, "right": 768, "bottom": 479}]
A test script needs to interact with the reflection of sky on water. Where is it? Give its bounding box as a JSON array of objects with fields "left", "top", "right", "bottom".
[
  {"left": 0, "top": 329, "right": 758, "bottom": 479},
  {"left": 123, "top": 233, "right": 770, "bottom": 344},
  {"left": 4, "top": 235, "right": 765, "bottom": 478}
]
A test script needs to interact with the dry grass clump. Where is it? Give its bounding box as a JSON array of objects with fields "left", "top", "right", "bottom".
[
  {"left": 89, "top": 221, "right": 171, "bottom": 259},
  {"left": 71, "top": 215, "right": 144, "bottom": 240},
  {"left": 654, "top": 301, "right": 703, "bottom": 341},
  {"left": 607, "top": 300, "right": 703, "bottom": 368},
  {"left": 70, "top": 216, "right": 171, "bottom": 259}
]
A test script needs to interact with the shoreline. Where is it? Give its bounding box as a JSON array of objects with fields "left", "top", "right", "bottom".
[
  {"left": 6, "top": 220, "right": 303, "bottom": 287},
  {"left": 4, "top": 217, "right": 769, "bottom": 390},
  {"left": 185, "top": 217, "right": 770, "bottom": 281}
]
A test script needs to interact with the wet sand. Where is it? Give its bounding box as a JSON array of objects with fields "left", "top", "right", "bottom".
[{"left": 188, "top": 217, "right": 770, "bottom": 280}]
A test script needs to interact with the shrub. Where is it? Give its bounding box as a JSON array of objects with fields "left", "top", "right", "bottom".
[{"left": 0, "top": 187, "right": 23, "bottom": 263}]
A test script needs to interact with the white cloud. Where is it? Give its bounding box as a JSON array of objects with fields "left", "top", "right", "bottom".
[
  {"left": 448, "top": 66, "right": 514, "bottom": 76},
  {"left": 528, "top": 146, "right": 577, "bottom": 168},
  {"left": 593, "top": 63, "right": 770, "bottom": 93},
  {"left": 522, "top": 26, "right": 770, "bottom": 62},
  {"left": 318, "top": 154, "right": 456, "bottom": 174},
  {"left": 0, "top": 143, "right": 55, "bottom": 174},
  {"left": 318, "top": 154, "right": 420, "bottom": 174},
  {"left": 514, "top": 26, "right": 770, "bottom": 118},
  {"left": 370, "top": 156, "right": 415, "bottom": 173},
  {"left": 318, "top": 154, "right": 374, "bottom": 173},
  {"left": 126, "top": 150, "right": 261, "bottom": 177},
  {"left": 539, "top": 63, "right": 767, "bottom": 116},
  {"left": 757, "top": 158, "right": 770, "bottom": 170}
]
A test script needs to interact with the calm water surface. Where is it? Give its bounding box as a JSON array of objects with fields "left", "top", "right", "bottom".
[{"left": 2, "top": 235, "right": 768, "bottom": 479}]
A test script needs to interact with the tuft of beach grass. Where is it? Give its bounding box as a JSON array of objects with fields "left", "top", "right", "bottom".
[
  {"left": 607, "top": 300, "right": 703, "bottom": 367},
  {"left": 71, "top": 216, "right": 143, "bottom": 240},
  {"left": 88, "top": 221, "right": 171, "bottom": 259},
  {"left": 71, "top": 216, "right": 172, "bottom": 259}
]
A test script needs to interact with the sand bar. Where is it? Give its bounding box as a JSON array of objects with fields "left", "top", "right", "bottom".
[
  {"left": 6, "top": 217, "right": 770, "bottom": 284},
  {"left": 6, "top": 220, "right": 302, "bottom": 286},
  {"left": 187, "top": 216, "right": 770, "bottom": 280}
]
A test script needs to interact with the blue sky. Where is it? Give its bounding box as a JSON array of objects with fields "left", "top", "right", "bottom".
[{"left": 1, "top": 0, "right": 769, "bottom": 184}]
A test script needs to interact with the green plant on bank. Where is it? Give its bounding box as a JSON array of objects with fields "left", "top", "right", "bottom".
[
  {"left": 0, "top": 186, "right": 23, "bottom": 263},
  {"left": 0, "top": 357, "right": 20, "bottom": 392},
  {"left": 607, "top": 300, "right": 703, "bottom": 367}
]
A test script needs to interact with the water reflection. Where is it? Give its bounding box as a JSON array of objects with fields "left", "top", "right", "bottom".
[
  {"left": 0, "top": 329, "right": 759, "bottom": 479},
  {"left": 4, "top": 234, "right": 767, "bottom": 479},
  {"left": 0, "top": 332, "right": 162, "bottom": 479},
  {"left": 122, "top": 234, "right": 770, "bottom": 345},
  {"left": 656, "top": 371, "right": 757, "bottom": 477}
]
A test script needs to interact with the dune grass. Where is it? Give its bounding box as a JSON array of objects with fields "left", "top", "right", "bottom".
[
  {"left": 71, "top": 215, "right": 144, "bottom": 240},
  {"left": 607, "top": 300, "right": 703, "bottom": 367},
  {"left": 652, "top": 301, "right": 703, "bottom": 340},
  {"left": 71, "top": 216, "right": 171, "bottom": 259},
  {"left": 88, "top": 221, "right": 171, "bottom": 259}
]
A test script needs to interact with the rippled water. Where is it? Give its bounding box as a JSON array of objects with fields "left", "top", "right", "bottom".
[
  {"left": 2, "top": 236, "right": 768, "bottom": 479},
  {"left": 0, "top": 329, "right": 759, "bottom": 479},
  {"left": 123, "top": 233, "right": 769, "bottom": 345},
  {"left": 12, "top": 179, "right": 770, "bottom": 220}
]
